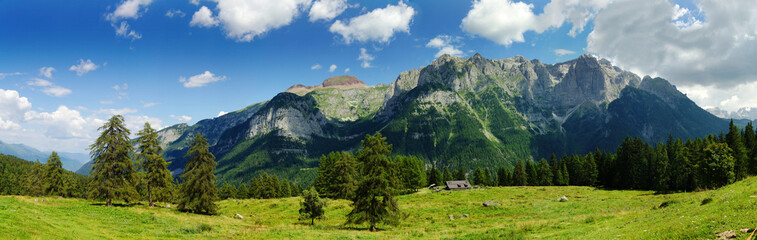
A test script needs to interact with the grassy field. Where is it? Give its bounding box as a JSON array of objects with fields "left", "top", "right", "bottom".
[{"left": 2, "top": 177, "right": 757, "bottom": 239}]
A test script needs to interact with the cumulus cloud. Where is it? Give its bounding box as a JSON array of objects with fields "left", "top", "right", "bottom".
[
  {"left": 190, "top": 6, "right": 219, "bottom": 27},
  {"left": 311, "top": 64, "right": 322, "bottom": 70},
  {"left": 217, "top": 111, "right": 228, "bottom": 117},
  {"left": 344, "top": 68, "right": 350, "bottom": 73},
  {"left": 0, "top": 89, "right": 32, "bottom": 123},
  {"left": 461, "top": 0, "right": 608, "bottom": 46},
  {"left": 358, "top": 48, "right": 374, "bottom": 68},
  {"left": 190, "top": 0, "right": 201, "bottom": 5},
  {"left": 180, "top": 71, "right": 226, "bottom": 88},
  {"left": 554, "top": 49, "right": 576, "bottom": 56},
  {"left": 215, "top": 0, "right": 312, "bottom": 42},
  {"left": 426, "top": 35, "right": 464, "bottom": 58},
  {"left": 69, "top": 59, "right": 99, "bottom": 76},
  {"left": 329, "top": 64, "right": 337, "bottom": 72},
  {"left": 27, "top": 78, "right": 53, "bottom": 87},
  {"left": 309, "top": 0, "right": 351, "bottom": 22},
  {"left": 170, "top": 114, "right": 192, "bottom": 122},
  {"left": 166, "top": 9, "right": 186, "bottom": 18},
  {"left": 329, "top": 1, "right": 415, "bottom": 44},
  {"left": 124, "top": 115, "right": 163, "bottom": 133},
  {"left": 113, "top": 21, "right": 142, "bottom": 40},
  {"left": 38, "top": 67, "right": 55, "bottom": 79},
  {"left": 24, "top": 106, "right": 101, "bottom": 139}
]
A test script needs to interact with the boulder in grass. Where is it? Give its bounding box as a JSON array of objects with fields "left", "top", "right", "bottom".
[
  {"left": 716, "top": 230, "right": 737, "bottom": 239},
  {"left": 483, "top": 200, "right": 500, "bottom": 207},
  {"left": 234, "top": 213, "right": 244, "bottom": 219},
  {"left": 558, "top": 196, "right": 569, "bottom": 202}
]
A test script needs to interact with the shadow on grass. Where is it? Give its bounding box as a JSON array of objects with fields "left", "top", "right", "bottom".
[{"left": 90, "top": 202, "right": 142, "bottom": 207}]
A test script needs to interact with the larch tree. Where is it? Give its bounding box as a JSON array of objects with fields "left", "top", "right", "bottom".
[
  {"left": 89, "top": 115, "right": 137, "bottom": 206},
  {"left": 135, "top": 122, "right": 172, "bottom": 207},
  {"left": 347, "top": 133, "right": 401, "bottom": 232},
  {"left": 44, "top": 152, "right": 65, "bottom": 196},
  {"left": 299, "top": 187, "right": 326, "bottom": 225},
  {"left": 178, "top": 134, "right": 218, "bottom": 214}
]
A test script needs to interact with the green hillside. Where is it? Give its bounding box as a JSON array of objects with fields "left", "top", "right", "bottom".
[{"left": 2, "top": 177, "right": 756, "bottom": 239}]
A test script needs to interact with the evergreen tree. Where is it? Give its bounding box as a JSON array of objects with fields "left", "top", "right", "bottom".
[
  {"left": 347, "top": 133, "right": 401, "bottom": 232},
  {"left": 726, "top": 120, "right": 749, "bottom": 180},
  {"left": 427, "top": 167, "right": 443, "bottom": 186},
  {"left": 496, "top": 167, "right": 507, "bottom": 186},
  {"left": 218, "top": 181, "right": 237, "bottom": 200},
  {"left": 396, "top": 155, "right": 426, "bottom": 191},
  {"left": 454, "top": 168, "right": 466, "bottom": 181},
  {"left": 473, "top": 167, "right": 484, "bottom": 186},
  {"left": 299, "top": 187, "right": 326, "bottom": 225},
  {"left": 237, "top": 183, "right": 249, "bottom": 199},
  {"left": 314, "top": 152, "right": 358, "bottom": 199},
  {"left": 135, "top": 122, "right": 172, "bottom": 207},
  {"left": 560, "top": 162, "right": 570, "bottom": 186},
  {"left": 743, "top": 122, "right": 757, "bottom": 174},
  {"left": 526, "top": 162, "right": 538, "bottom": 186},
  {"left": 24, "top": 160, "right": 44, "bottom": 196},
  {"left": 442, "top": 167, "right": 452, "bottom": 182},
  {"left": 513, "top": 161, "right": 527, "bottom": 186},
  {"left": 537, "top": 159, "right": 553, "bottom": 186},
  {"left": 585, "top": 154, "right": 599, "bottom": 186},
  {"left": 89, "top": 115, "right": 137, "bottom": 206},
  {"left": 698, "top": 142, "right": 735, "bottom": 189},
  {"left": 482, "top": 169, "right": 492, "bottom": 186},
  {"left": 178, "top": 134, "right": 218, "bottom": 214},
  {"left": 44, "top": 152, "right": 65, "bottom": 196},
  {"left": 280, "top": 178, "right": 292, "bottom": 198}
]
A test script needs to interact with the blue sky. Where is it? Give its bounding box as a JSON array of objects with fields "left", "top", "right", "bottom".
[{"left": 1, "top": 0, "right": 756, "bottom": 153}]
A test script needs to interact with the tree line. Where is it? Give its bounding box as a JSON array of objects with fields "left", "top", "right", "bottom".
[{"left": 435, "top": 120, "right": 757, "bottom": 192}]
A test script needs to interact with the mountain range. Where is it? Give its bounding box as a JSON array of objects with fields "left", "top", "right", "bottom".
[
  {"left": 0, "top": 140, "right": 89, "bottom": 171},
  {"left": 77, "top": 54, "right": 730, "bottom": 185}
]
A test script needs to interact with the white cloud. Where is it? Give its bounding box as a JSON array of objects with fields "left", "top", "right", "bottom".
[
  {"left": 38, "top": 67, "right": 55, "bottom": 79},
  {"left": 309, "top": 0, "right": 350, "bottom": 22},
  {"left": 217, "top": 111, "right": 228, "bottom": 117},
  {"left": 113, "top": 83, "right": 128, "bottom": 91},
  {"left": 311, "top": 64, "right": 322, "bottom": 70},
  {"left": 42, "top": 86, "right": 72, "bottom": 97},
  {"left": 180, "top": 71, "right": 226, "bottom": 88},
  {"left": 100, "top": 100, "right": 115, "bottom": 105},
  {"left": 329, "top": 1, "right": 415, "bottom": 44},
  {"left": 69, "top": 59, "right": 99, "bottom": 76},
  {"left": 166, "top": 9, "right": 186, "bottom": 18},
  {"left": 215, "top": 0, "right": 312, "bottom": 42},
  {"left": 113, "top": 21, "right": 142, "bottom": 40},
  {"left": 0, "top": 89, "right": 32, "bottom": 124},
  {"left": 587, "top": 0, "right": 757, "bottom": 89},
  {"left": 107, "top": 0, "right": 154, "bottom": 21},
  {"left": 143, "top": 102, "right": 159, "bottom": 108},
  {"left": 344, "top": 68, "right": 350, "bottom": 73},
  {"left": 461, "top": 0, "right": 608, "bottom": 46},
  {"left": 170, "top": 114, "right": 192, "bottom": 122},
  {"left": 0, "top": 117, "right": 20, "bottom": 130},
  {"left": 124, "top": 115, "right": 163, "bottom": 133},
  {"left": 358, "top": 48, "right": 374, "bottom": 68},
  {"left": 679, "top": 81, "right": 757, "bottom": 112},
  {"left": 190, "top": 6, "right": 219, "bottom": 27},
  {"left": 329, "top": 64, "right": 337, "bottom": 72},
  {"left": 94, "top": 108, "right": 138, "bottom": 115},
  {"left": 26, "top": 78, "right": 71, "bottom": 97},
  {"left": 425, "top": 35, "right": 464, "bottom": 58},
  {"left": 27, "top": 78, "right": 53, "bottom": 87},
  {"left": 190, "top": 0, "right": 201, "bottom": 5},
  {"left": 0, "top": 72, "right": 22, "bottom": 80},
  {"left": 554, "top": 49, "right": 576, "bottom": 56},
  {"left": 24, "top": 106, "right": 101, "bottom": 139}
]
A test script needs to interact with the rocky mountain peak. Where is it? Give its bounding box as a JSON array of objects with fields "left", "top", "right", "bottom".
[{"left": 285, "top": 75, "right": 367, "bottom": 95}]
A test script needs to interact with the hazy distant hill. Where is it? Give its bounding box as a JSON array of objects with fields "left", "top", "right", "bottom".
[{"left": 0, "top": 140, "right": 89, "bottom": 171}]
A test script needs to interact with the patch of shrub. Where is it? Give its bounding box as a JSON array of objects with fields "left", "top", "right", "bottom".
[
  {"left": 701, "top": 198, "right": 713, "bottom": 205},
  {"left": 657, "top": 200, "right": 679, "bottom": 209},
  {"left": 181, "top": 224, "right": 213, "bottom": 234}
]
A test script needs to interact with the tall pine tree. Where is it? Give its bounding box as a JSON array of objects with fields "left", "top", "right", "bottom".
[
  {"left": 44, "top": 152, "right": 65, "bottom": 196},
  {"left": 513, "top": 161, "right": 527, "bottom": 186},
  {"left": 178, "top": 134, "right": 218, "bottom": 214},
  {"left": 89, "top": 115, "right": 137, "bottom": 206},
  {"left": 135, "top": 122, "right": 173, "bottom": 207},
  {"left": 347, "top": 133, "right": 400, "bottom": 232}
]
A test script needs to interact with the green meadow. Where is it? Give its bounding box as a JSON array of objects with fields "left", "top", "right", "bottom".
[{"left": 2, "top": 177, "right": 756, "bottom": 239}]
